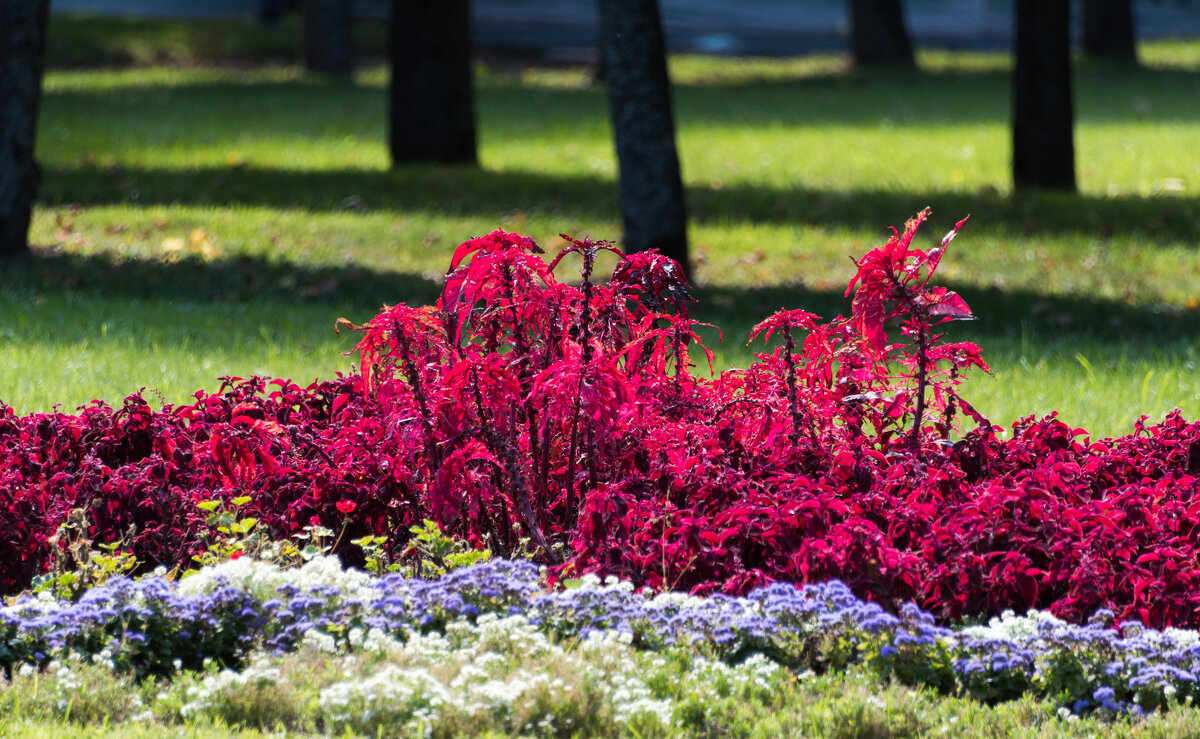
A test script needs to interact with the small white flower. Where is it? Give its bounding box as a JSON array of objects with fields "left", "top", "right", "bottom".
[{"left": 301, "top": 629, "right": 340, "bottom": 655}]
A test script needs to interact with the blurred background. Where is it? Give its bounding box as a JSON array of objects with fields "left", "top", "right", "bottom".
[
  {"left": 1, "top": 0, "right": 1198, "bottom": 438},
  {"left": 45, "top": 1, "right": 1200, "bottom": 54}
]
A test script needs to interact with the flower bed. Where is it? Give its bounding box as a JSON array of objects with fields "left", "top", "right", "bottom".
[{"left": 3, "top": 213, "right": 1200, "bottom": 630}]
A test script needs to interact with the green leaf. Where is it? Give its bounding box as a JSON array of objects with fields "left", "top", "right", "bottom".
[
  {"left": 196, "top": 501, "right": 220, "bottom": 512},
  {"left": 31, "top": 574, "right": 55, "bottom": 591},
  {"left": 445, "top": 550, "right": 490, "bottom": 569}
]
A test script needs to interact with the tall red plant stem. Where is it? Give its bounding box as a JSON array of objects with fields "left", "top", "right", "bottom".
[
  {"left": 392, "top": 316, "right": 441, "bottom": 473},
  {"left": 909, "top": 319, "right": 930, "bottom": 451},
  {"left": 878, "top": 254, "right": 933, "bottom": 453},
  {"left": 500, "top": 261, "right": 547, "bottom": 509},
  {"left": 468, "top": 366, "right": 557, "bottom": 561},
  {"left": 672, "top": 317, "right": 687, "bottom": 396},
  {"left": 781, "top": 324, "right": 807, "bottom": 447},
  {"left": 564, "top": 247, "right": 598, "bottom": 529}
]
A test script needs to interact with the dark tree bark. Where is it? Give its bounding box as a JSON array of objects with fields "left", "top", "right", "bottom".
[
  {"left": 258, "top": 0, "right": 288, "bottom": 27},
  {"left": 1012, "top": 0, "right": 1076, "bottom": 191},
  {"left": 0, "top": 0, "right": 49, "bottom": 259},
  {"left": 390, "top": 0, "right": 477, "bottom": 165},
  {"left": 1082, "top": 0, "right": 1138, "bottom": 63},
  {"left": 303, "top": 0, "right": 354, "bottom": 76},
  {"left": 849, "top": 0, "right": 916, "bottom": 68},
  {"left": 597, "top": 0, "right": 689, "bottom": 274}
]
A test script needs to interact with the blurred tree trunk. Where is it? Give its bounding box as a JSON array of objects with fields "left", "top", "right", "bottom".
[
  {"left": 0, "top": 0, "right": 49, "bottom": 259},
  {"left": 258, "top": 0, "right": 288, "bottom": 27},
  {"left": 1082, "top": 0, "right": 1138, "bottom": 63},
  {"left": 390, "top": 0, "right": 477, "bottom": 165},
  {"left": 303, "top": 0, "right": 353, "bottom": 76},
  {"left": 597, "top": 0, "right": 689, "bottom": 274},
  {"left": 1013, "top": 0, "right": 1076, "bottom": 191},
  {"left": 849, "top": 0, "right": 916, "bottom": 68}
]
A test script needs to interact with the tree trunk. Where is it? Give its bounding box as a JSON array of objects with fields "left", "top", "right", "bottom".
[
  {"left": 258, "top": 0, "right": 288, "bottom": 27},
  {"left": 0, "top": 0, "right": 49, "bottom": 259},
  {"left": 849, "top": 0, "right": 916, "bottom": 68},
  {"left": 1083, "top": 0, "right": 1138, "bottom": 63},
  {"left": 597, "top": 0, "right": 689, "bottom": 274},
  {"left": 303, "top": 0, "right": 353, "bottom": 76},
  {"left": 1012, "top": 0, "right": 1076, "bottom": 191},
  {"left": 390, "top": 0, "right": 477, "bottom": 165}
]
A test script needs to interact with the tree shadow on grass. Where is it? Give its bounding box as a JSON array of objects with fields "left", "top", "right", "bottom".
[
  {"left": 39, "top": 163, "right": 1200, "bottom": 242},
  {"left": 4, "top": 249, "right": 1197, "bottom": 351},
  {"left": 4, "top": 248, "right": 442, "bottom": 321},
  {"left": 41, "top": 58, "right": 1200, "bottom": 128},
  {"left": 697, "top": 281, "right": 1200, "bottom": 349}
]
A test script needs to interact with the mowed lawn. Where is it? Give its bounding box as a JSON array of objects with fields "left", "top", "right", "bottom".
[{"left": 4, "top": 18, "right": 1200, "bottom": 439}]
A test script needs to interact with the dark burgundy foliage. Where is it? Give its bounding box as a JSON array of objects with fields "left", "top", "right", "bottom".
[{"left": 4, "top": 216, "right": 1200, "bottom": 628}]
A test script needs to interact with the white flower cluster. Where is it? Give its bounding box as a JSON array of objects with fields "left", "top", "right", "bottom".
[
  {"left": 686, "top": 653, "right": 783, "bottom": 699},
  {"left": 575, "top": 628, "right": 674, "bottom": 726},
  {"left": 470, "top": 613, "right": 558, "bottom": 659},
  {"left": 293, "top": 611, "right": 772, "bottom": 735},
  {"left": 458, "top": 669, "right": 565, "bottom": 719},
  {"left": 0, "top": 589, "right": 63, "bottom": 621},
  {"left": 645, "top": 588, "right": 709, "bottom": 611},
  {"left": 300, "top": 628, "right": 340, "bottom": 655},
  {"left": 959, "top": 608, "right": 1200, "bottom": 654},
  {"left": 319, "top": 664, "right": 450, "bottom": 737},
  {"left": 49, "top": 660, "right": 83, "bottom": 712},
  {"left": 176, "top": 553, "right": 374, "bottom": 604},
  {"left": 179, "top": 656, "right": 285, "bottom": 718},
  {"left": 1161, "top": 628, "right": 1199, "bottom": 648},
  {"left": 960, "top": 609, "right": 1065, "bottom": 641},
  {"left": 562, "top": 572, "right": 711, "bottom": 612}
]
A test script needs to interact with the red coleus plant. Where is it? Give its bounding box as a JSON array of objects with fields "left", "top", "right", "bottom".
[{"left": 4, "top": 215, "right": 1200, "bottom": 630}]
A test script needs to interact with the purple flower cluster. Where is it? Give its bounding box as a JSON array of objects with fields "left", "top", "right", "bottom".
[
  {"left": 0, "top": 558, "right": 544, "bottom": 680},
  {"left": 2, "top": 575, "right": 262, "bottom": 680},
  {"left": 370, "top": 558, "right": 541, "bottom": 632},
  {"left": 525, "top": 577, "right": 946, "bottom": 672},
  {"left": 260, "top": 582, "right": 366, "bottom": 653},
  {"left": 5, "top": 557, "right": 1200, "bottom": 719},
  {"left": 945, "top": 612, "right": 1200, "bottom": 714}
]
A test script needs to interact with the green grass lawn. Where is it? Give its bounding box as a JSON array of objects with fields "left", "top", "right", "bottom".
[{"left": 4, "top": 18, "right": 1199, "bottom": 439}]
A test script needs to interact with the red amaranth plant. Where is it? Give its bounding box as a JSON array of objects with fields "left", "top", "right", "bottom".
[{"left": 5, "top": 216, "right": 1200, "bottom": 630}]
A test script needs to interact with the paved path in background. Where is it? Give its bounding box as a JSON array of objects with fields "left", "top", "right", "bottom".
[{"left": 50, "top": 0, "right": 1200, "bottom": 56}]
